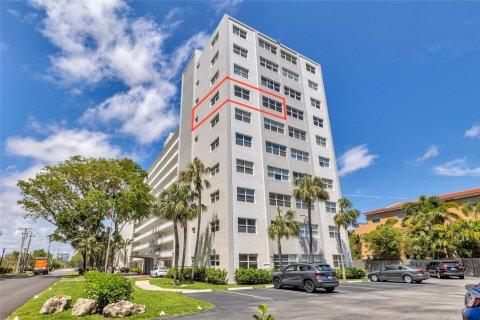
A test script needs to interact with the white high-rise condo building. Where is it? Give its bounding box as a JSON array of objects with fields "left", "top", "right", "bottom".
[{"left": 125, "top": 15, "right": 350, "bottom": 280}]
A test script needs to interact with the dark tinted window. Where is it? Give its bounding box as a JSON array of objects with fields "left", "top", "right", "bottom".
[
  {"left": 315, "top": 264, "right": 334, "bottom": 271},
  {"left": 442, "top": 262, "right": 460, "bottom": 267},
  {"left": 383, "top": 266, "right": 395, "bottom": 271}
]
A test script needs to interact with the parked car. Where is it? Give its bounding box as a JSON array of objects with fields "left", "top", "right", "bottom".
[
  {"left": 426, "top": 260, "right": 465, "bottom": 279},
  {"left": 150, "top": 266, "right": 168, "bottom": 278},
  {"left": 272, "top": 263, "right": 339, "bottom": 293},
  {"left": 462, "top": 283, "right": 480, "bottom": 320},
  {"left": 119, "top": 267, "right": 130, "bottom": 273},
  {"left": 368, "top": 264, "right": 429, "bottom": 283}
]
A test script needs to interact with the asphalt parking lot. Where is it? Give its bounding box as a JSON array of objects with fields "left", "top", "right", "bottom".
[{"left": 172, "top": 277, "right": 479, "bottom": 320}]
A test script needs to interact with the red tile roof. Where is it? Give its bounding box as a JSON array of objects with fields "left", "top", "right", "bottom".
[{"left": 364, "top": 188, "right": 480, "bottom": 216}]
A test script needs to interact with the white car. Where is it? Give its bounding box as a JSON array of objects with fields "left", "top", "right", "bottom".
[{"left": 150, "top": 266, "right": 168, "bottom": 278}]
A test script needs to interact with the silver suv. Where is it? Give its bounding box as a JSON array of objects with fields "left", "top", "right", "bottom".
[{"left": 272, "top": 263, "right": 339, "bottom": 293}]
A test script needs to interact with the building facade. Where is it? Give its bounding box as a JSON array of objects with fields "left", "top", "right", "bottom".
[
  {"left": 355, "top": 188, "right": 480, "bottom": 259},
  {"left": 125, "top": 15, "right": 348, "bottom": 279}
]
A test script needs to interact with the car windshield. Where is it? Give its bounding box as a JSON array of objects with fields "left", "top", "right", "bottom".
[{"left": 315, "top": 264, "right": 334, "bottom": 271}]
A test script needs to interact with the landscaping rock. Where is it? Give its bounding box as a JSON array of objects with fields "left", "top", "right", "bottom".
[
  {"left": 102, "top": 300, "right": 145, "bottom": 318},
  {"left": 72, "top": 298, "right": 97, "bottom": 316},
  {"left": 40, "top": 295, "right": 72, "bottom": 314}
]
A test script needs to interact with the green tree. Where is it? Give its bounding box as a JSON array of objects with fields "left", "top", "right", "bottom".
[
  {"left": 268, "top": 207, "right": 301, "bottom": 270},
  {"left": 178, "top": 157, "right": 211, "bottom": 281},
  {"left": 69, "top": 250, "right": 84, "bottom": 268},
  {"left": 17, "top": 156, "right": 154, "bottom": 270},
  {"left": 448, "top": 219, "right": 480, "bottom": 258},
  {"left": 292, "top": 175, "right": 329, "bottom": 263},
  {"left": 364, "top": 218, "right": 404, "bottom": 259},
  {"left": 177, "top": 187, "right": 199, "bottom": 282},
  {"left": 333, "top": 198, "right": 360, "bottom": 281},
  {"left": 118, "top": 237, "right": 133, "bottom": 268},
  {"left": 348, "top": 231, "right": 362, "bottom": 260},
  {"left": 462, "top": 202, "right": 480, "bottom": 219}
]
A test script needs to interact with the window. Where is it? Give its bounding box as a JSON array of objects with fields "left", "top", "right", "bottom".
[
  {"left": 269, "top": 193, "right": 291, "bottom": 207},
  {"left": 266, "top": 141, "right": 286, "bottom": 157},
  {"left": 372, "top": 216, "right": 380, "bottom": 223},
  {"left": 233, "top": 25, "right": 247, "bottom": 39},
  {"left": 310, "top": 98, "right": 321, "bottom": 109},
  {"left": 262, "top": 96, "right": 282, "bottom": 112},
  {"left": 291, "top": 148, "right": 309, "bottom": 162},
  {"left": 210, "top": 114, "right": 219, "bottom": 128},
  {"left": 210, "top": 220, "right": 220, "bottom": 232},
  {"left": 300, "top": 254, "right": 322, "bottom": 263},
  {"left": 238, "top": 218, "right": 256, "bottom": 233},
  {"left": 234, "top": 85, "right": 250, "bottom": 100},
  {"left": 194, "top": 136, "right": 198, "bottom": 143},
  {"left": 211, "top": 91, "right": 219, "bottom": 106},
  {"left": 210, "top": 190, "right": 220, "bottom": 203},
  {"left": 316, "top": 135, "right": 327, "bottom": 147},
  {"left": 286, "top": 106, "right": 304, "bottom": 120},
  {"left": 234, "top": 64, "right": 249, "bottom": 79},
  {"left": 321, "top": 178, "right": 333, "bottom": 190},
  {"left": 267, "top": 166, "right": 289, "bottom": 181},
  {"left": 196, "top": 80, "right": 199, "bottom": 87},
  {"left": 319, "top": 156, "right": 330, "bottom": 168},
  {"left": 259, "top": 38, "right": 277, "bottom": 54},
  {"left": 236, "top": 133, "right": 252, "bottom": 147},
  {"left": 237, "top": 187, "right": 255, "bottom": 203},
  {"left": 308, "top": 80, "right": 319, "bottom": 91},
  {"left": 264, "top": 118, "right": 284, "bottom": 134},
  {"left": 288, "top": 126, "right": 306, "bottom": 141},
  {"left": 332, "top": 255, "right": 342, "bottom": 268},
  {"left": 196, "top": 62, "right": 200, "bottom": 69},
  {"left": 233, "top": 44, "right": 248, "bottom": 58},
  {"left": 282, "top": 68, "right": 299, "bottom": 82},
  {"left": 329, "top": 226, "right": 338, "bottom": 238},
  {"left": 211, "top": 163, "right": 219, "bottom": 176},
  {"left": 463, "top": 199, "right": 478, "bottom": 205},
  {"left": 296, "top": 198, "right": 314, "bottom": 210},
  {"left": 235, "top": 108, "right": 251, "bottom": 123},
  {"left": 284, "top": 86, "right": 301, "bottom": 100},
  {"left": 236, "top": 159, "right": 254, "bottom": 174},
  {"left": 292, "top": 171, "right": 305, "bottom": 181},
  {"left": 195, "top": 116, "right": 199, "bottom": 123},
  {"left": 306, "top": 63, "right": 316, "bottom": 74},
  {"left": 211, "top": 51, "right": 219, "bottom": 66},
  {"left": 313, "top": 116, "right": 324, "bottom": 127},
  {"left": 239, "top": 254, "right": 258, "bottom": 269},
  {"left": 396, "top": 212, "right": 405, "bottom": 219},
  {"left": 300, "top": 224, "right": 319, "bottom": 237},
  {"left": 273, "top": 254, "right": 297, "bottom": 268},
  {"left": 211, "top": 32, "right": 219, "bottom": 48},
  {"left": 210, "top": 71, "right": 219, "bottom": 86},
  {"left": 281, "top": 50, "right": 297, "bottom": 64},
  {"left": 261, "top": 77, "right": 280, "bottom": 92},
  {"left": 326, "top": 201, "right": 336, "bottom": 213},
  {"left": 260, "top": 57, "right": 279, "bottom": 72},
  {"left": 210, "top": 137, "right": 219, "bottom": 151},
  {"left": 210, "top": 254, "right": 220, "bottom": 267}
]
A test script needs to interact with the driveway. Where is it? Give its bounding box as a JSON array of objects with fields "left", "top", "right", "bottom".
[
  {"left": 172, "top": 277, "right": 478, "bottom": 320},
  {"left": 0, "top": 269, "right": 72, "bottom": 319}
]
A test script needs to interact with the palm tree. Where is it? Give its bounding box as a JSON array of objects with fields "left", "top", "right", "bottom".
[
  {"left": 333, "top": 198, "right": 360, "bottom": 281},
  {"left": 402, "top": 196, "right": 459, "bottom": 231},
  {"left": 178, "top": 157, "right": 211, "bottom": 281},
  {"left": 119, "top": 238, "right": 133, "bottom": 269},
  {"left": 292, "top": 175, "right": 329, "bottom": 263},
  {"left": 153, "top": 183, "right": 190, "bottom": 285},
  {"left": 268, "top": 207, "right": 301, "bottom": 270},
  {"left": 462, "top": 202, "right": 480, "bottom": 219}
]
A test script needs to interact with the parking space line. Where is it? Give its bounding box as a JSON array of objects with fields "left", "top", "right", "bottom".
[{"left": 225, "top": 290, "right": 274, "bottom": 300}]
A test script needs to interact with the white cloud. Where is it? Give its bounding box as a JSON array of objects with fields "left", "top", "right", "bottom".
[
  {"left": 433, "top": 158, "right": 480, "bottom": 177},
  {"left": 464, "top": 123, "right": 480, "bottom": 139},
  {"left": 338, "top": 144, "right": 378, "bottom": 177},
  {"left": 209, "top": 0, "right": 244, "bottom": 14},
  {"left": 415, "top": 145, "right": 439, "bottom": 164}
]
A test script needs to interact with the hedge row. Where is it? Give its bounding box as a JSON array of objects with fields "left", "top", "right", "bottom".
[
  {"left": 0, "top": 267, "right": 14, "bottom": 274},
  {"left": 234, "top": 268, "right": 272, "bottom": 284},
  {"left": 166, "top": 267, "right": 208, "bottom": 282},
  {"left": 335, "top": 267, "right": 367, "bottom": 279}
]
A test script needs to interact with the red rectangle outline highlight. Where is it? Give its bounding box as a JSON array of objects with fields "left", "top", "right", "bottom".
[{"left": 191, "top": 76, "right": 287, "bottom": 131}]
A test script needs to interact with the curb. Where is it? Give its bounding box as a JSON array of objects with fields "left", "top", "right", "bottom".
[
  {"left": 182, "top": 289, "right": 213, "bottom": 293},
  {"left": 227, "top": 286, "right": 253, "bottom": 291}
]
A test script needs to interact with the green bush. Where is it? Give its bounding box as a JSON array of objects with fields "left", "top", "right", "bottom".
[
  {"left": 166, "top": 267, "right": 207, "bottom": 281},
  {"left": 85, "top": 270, "right": 133, "bottom": 309},
  {"left": 129, "top": 267, "right": 142, "bottom": 274},
  {"left": 205, "top": 268, "right": 228, "bottom": 284},
  {"left": 234, "top": 268, "right": 272, "bottom": 285},
  {"left": 0, "top": 267, "right": 13, "bottom": 274},
  {"left": 335, "top": 267, "right": 367, "bottom": 279}
]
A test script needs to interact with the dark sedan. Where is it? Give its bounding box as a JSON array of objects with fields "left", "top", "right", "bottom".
[
  {"left": 368, "top": 264, "right": 430, "bottom": 284},
  {"left": 272, "top": 263, "right": 339, "bottom": 293},
  {"left": 426, "top": 260, "right": 465, "bottom": 279}
]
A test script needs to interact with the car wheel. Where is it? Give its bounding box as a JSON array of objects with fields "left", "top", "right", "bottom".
[
  {"left": 325, "top": 287, "right": 335, "bottom": 293},
  {"left": 273, "top": 278, "right": 282, "bottom": 289},
  {"left": 403, "top": 275, "right": 413, "bottom": 283},
  {"left": 370, "top": 274, "right": 379, "bottom": 282},
  {"left": 459, "top": 276, "right": 464, "bottom": 279},
  {"left": 436, "top": 271, "right": 441, "bottom": 279},
  {"left": 304, "top": 280, "right": 315, "bottom": 293}
]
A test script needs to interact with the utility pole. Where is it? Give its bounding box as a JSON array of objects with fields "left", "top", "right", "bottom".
[
  {"left": 0, "top": 248, "right": 6, "bottom": 267},
  {"left": 46, "top": 236, "right": 52, "bottom": 271},
  {"left": 104, "top": 202, "right": 115, "bottom": 273},
  {"left": 22, "top": 232, "right": 35, "bottom": 272},
  {"left": 15, "top": 228, "right": 31, "bottom": 274}
]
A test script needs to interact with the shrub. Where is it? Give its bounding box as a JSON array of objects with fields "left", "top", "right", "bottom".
[
  {"left": 129, "top": 267, "right": 141, "bottom": 274},
  {"left": 205, "top": 268, "right": 228, "bottom": 284},
  {"left": 335, "top": 267, "right": 367, "bottom": 279},
  {"left": 0, "top": 267, "right": 13, "bottom": 274},
  {"left": 166, "top": 267, "right": 207, "bottom": 282},
  {"left": 85, "top": 270, "right": 133, "bottom": 309},
  {"left": 234, "top": 268, "right": 272, "bottom": 285}
]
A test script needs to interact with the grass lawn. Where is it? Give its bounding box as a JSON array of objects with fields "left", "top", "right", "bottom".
[
  {"left": 9, "top": 278, "right": 213, "bottom": 320},
  {"left": 149, "top": 278, "right": 271, "bottom": 290}
]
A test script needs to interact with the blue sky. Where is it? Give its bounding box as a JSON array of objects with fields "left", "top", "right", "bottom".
[{"left": 1, "top": 1, "right": 479, "bottom": 253}]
